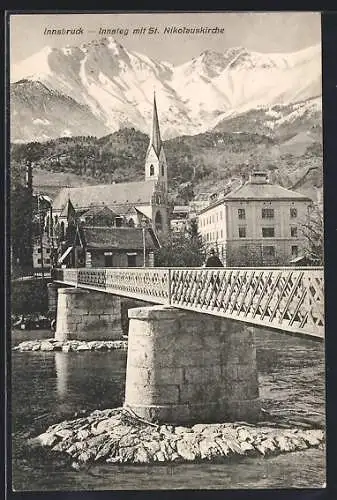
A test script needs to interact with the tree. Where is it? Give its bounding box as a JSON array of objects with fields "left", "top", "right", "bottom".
[
  {"left": 155, "top": 218, "right": 205, "bottom": 267},
  {"left": 300, "top": 203, "right": 324, "bottom": 265},
  {"left": 11, "top": 183, "right": 33, "bottom": 272}
]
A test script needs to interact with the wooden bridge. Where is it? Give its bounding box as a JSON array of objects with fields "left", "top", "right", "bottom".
[{"left": 53, "top": 266, "right": 324, "bottom": 339}]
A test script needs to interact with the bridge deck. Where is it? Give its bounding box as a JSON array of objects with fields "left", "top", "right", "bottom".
[{"left": 53, "top": 267, "right": 324, "bottom": 339}]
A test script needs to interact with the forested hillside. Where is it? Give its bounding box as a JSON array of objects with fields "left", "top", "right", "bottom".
[{"left": 11, "top": 127, "right": 323, "bottom": 204}]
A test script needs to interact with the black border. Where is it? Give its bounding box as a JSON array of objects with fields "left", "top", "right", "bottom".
[{"left": 3, "top": 6, "right": 337, "bottom": 500}]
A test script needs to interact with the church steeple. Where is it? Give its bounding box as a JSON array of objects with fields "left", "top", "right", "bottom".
[
  {"left": 151, "top": 92, "right": 162, "bottom": 156},
  {"left": 144, "top": 92, "right": 168, "bottom": 192}
]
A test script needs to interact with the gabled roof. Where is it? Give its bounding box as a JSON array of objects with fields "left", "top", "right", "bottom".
[
  {"left": 82, "top": 226, "right": 158, "bottom": 250},
  {"left": 224, "top": 181, "right": 312, "bottom": 201},
  {"left": 53, "top": 180, "right": 157, "bottom": 212},
  {"left": 81, "top": 205, "right": 117, "bottom": 218}
]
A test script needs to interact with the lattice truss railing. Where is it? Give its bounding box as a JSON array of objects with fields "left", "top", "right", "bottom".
[
  {"left": 169, "top": 268, "right": 324, "bottom": 337},
  {"left": 53, "top": 267, "right": 324, "bottom": 337}
]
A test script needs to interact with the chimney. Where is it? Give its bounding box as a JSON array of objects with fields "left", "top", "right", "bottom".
[{"left": 249, "top": 171, "right": 269, "bottom": 184}]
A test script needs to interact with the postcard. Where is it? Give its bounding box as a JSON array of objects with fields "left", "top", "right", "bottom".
[{"left": 8, "top": 11, "right": 325, "bottom": 492}]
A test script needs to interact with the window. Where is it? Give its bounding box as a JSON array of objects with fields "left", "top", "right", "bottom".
[
  {"left": 115, "top": 217, "right": 123, "bottom": 227},
  {"left": 161, "top": 165, "right": 165, "bottom": 176},
  {"left": 290, "top": 226, "right": 298, "bottom": 237},
  {"left": 127, "top": 254, "right": 137, "bottom": 267},
  {"left": 262, "top": 208, "right": 274, "bottom": 218},
  {"left": 46, "top": 248, "right": 50, "bottom": 254},
  {"left": 238, "top": 227, "right": 246, "bottom": 238},
  {"left": 105, "top": 255, "right": 113, "bottom": 267},
  {"left": 45, "top": 259, "right": 50, "bottom": 264},
  {"left": 150, "top": 165, "right": 154, "bottom": 176},
  {"left": 37, "top": 258, "right": 41, "bottom": 264},
  {"left": 262, "top": 227, "right": 275, "bottom": 237},
  {"left": 290, "top": 207, "right": 297, "bottom": 218},
  {"left": 291, "top": 245, "right": 298, "bottom": 257},
  {"left": 263, "top": 246, "right": 275, "bottom": 257},
  {"left": 37, "top": 248, "right": 41, "bottom": 253},
  {"left": 220, "top": 229, "right": 223, "bottom": 238},
  {"left": 238, "top": 209, "right": 246, "bottom": 220}
]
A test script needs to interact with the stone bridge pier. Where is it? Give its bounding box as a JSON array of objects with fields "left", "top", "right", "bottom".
[
  {"left": 55, "top": 287, "right": 123, "bottom": 341},
  {"left": 124, "top": 305, "right": 260, "bottom": 424}
]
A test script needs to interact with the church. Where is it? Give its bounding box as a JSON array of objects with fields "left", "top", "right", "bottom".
[
  {"left": 48, "top": 94, "right": 169, "bottom": 268},
  {"left": 51, "top": 93, "right": 169, "bottom": 238}
]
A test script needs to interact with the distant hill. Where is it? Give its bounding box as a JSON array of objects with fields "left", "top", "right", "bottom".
[{"left": 11, "top": 126, "right": 323, "bottom": 205}]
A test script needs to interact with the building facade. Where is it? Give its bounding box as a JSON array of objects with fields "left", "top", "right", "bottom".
[{"left": 198, "top": 172, "right": 312, "bottom": 266}]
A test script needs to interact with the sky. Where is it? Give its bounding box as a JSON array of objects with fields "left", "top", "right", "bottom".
[{"left": 10, "top": 12, "right": 321, "bottom": 66}]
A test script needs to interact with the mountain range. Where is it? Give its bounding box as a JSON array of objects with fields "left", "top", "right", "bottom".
[{"left": 10, "top": 38, "right": 322, "bottom": 142}]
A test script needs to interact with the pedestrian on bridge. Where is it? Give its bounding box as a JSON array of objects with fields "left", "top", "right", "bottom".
[{"left": 204, "top": 248, "right": 223, "bottom": 268}]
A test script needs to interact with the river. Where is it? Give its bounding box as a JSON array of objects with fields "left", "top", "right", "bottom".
[{"left": 10, "top": 328, "right": 325, "bottom": 491}]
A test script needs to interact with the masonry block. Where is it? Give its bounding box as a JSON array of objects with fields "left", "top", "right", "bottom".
[
  {"left": 55, "top": 288, "right": 122, "bottom": 341},
  {"left": 124, "top": 305, "right": 260, "bottom": 424}
]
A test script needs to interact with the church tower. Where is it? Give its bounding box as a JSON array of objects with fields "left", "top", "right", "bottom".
[{"left": 145, "top": 93, "right": 168, "bottom": 193}]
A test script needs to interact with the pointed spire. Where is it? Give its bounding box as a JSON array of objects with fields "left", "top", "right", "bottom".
[{"left": 150, "top": 92, "right": 162, "bottom": 156}]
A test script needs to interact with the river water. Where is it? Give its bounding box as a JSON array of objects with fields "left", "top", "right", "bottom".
[{"left": 10, "top": 328, "right": 326, "bottom": 491}]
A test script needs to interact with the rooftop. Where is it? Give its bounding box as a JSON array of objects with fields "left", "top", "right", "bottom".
[
  {"left": 82, "top": 226, "right": 157, "bottom": 250},
  {"left": 53, "top": 180, "right": 157, "bottom": 212}
]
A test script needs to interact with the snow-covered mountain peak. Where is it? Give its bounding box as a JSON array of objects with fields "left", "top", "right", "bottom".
[{"left": 10, "top": 39, "right": 322, "bottom": 142}]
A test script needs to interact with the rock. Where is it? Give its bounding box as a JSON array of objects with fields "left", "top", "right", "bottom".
[
  {"left": 222, "top": 435, "right": 244, "bottom": 455},
  {"left": 175, "top": 426, "right": 192, "bottom": 435},
  {"left": 176, "top": 438, "right": 199, "bottom": 461},
  {"left": 238, "top": 440, "right": 255, "bottom": 454},
  {"left": 118, "top": 433, "right": 139, "bottom": 448},
  {"left": 62, "top": 344, "right": 71, "bottom": 352},
  {"left": 160, "top": 425, "right": 174, "bottom": 435},
  {"left": 77, "top": 429, "right": 91, "bottom": 440},
  {"left": 76, "top": 344, "right": 89, "bottom": 351},
  {"left": 170, "top": 452, "right": 181, "bottom": 462},
  {"left": 198, "top": 438, "right": 222, "bottom": 460},
  {"left": 192, "top": 424, "right": 207, "bottom": 433},
  {"left": 32, "top": 345, "right": 41, "bottom": 351},
  {"left": 40, "top": 341, "right": 54, "bottom": 351},
  {"left": 154, "top": 450, "right": 166, "bottom": 462},
  {"left": 302, "top": 429, "right": 324, "bottom": 446},
  {"left": 142, "top": 439, "right": 161, "bottom": 455},
  {"left": 55, "top": 429, "right": 74, "bottom": 439},
  {"left": 92, "top": 417, "right": 125, "bottom": 435},
  {"left": 236, "top": 427, "right": 254, "bottom": 443},
  {"left": 119, "top": 446, "right": 137, "bottom": 463},
  {"left": 255, "top": 437, "right": 277, "bottom": 455},
  {"left": 77, "top": 450, "right": 95, "bottom": 463},
  {"left": 274, "top": 435, "right": 295, "bottom": 453},
  {"left": 133, "top": 445, "right": 150, "bottom": 464},
  {"left": 37, "top": 432, "right": 58, "bottom": 447},
  {"left": 214, "top": 437, "right": 231, "bottom": 456},
  {"left": 95, "top": 439, "right": 118, "bottom": 461}
]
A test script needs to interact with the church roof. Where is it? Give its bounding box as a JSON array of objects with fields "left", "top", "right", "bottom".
[
  {"left": 149, "top": 93, "right": 162, "bottom": 156},
  {"left": 82, "top": 226, "right": 157, "bottom": 250},
  {"left": 53, "top": 180, "right": 157, "bottom": 212}
]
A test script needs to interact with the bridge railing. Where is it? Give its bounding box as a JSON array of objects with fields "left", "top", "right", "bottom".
[{"left": 53, "top": 267, "right": 324, "bottom": 338}]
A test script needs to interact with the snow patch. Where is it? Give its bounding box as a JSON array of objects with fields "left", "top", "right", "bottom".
[{"left": 32, "top": 118, "right": 50, "bottom": 126}]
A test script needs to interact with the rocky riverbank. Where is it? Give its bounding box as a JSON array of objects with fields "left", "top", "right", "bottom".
[
  {"left": 29, "top": 407, "right": 325, "bottom": 467},
  {"left": 13, "top": 339, "right": 128, "bottom": 352}
]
